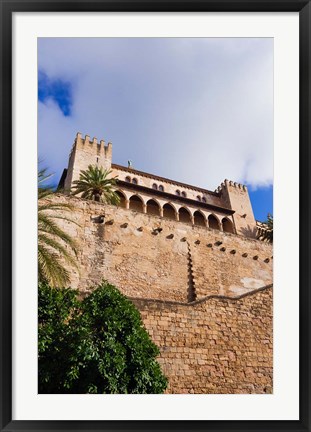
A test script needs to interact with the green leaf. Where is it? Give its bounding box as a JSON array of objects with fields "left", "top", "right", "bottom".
[{"left": 38, "top": 281, "right": 168, "bottom": 394}]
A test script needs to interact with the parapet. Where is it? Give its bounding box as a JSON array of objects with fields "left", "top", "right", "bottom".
[
  {"left": 215, "top": 179, "right": 247, "bottom": 193},
  {"left": 64, "top": 132, "right": 113, "bottom": 192},
  {"left": 73, "top": 132, "right": 112, "bottom": 159}
]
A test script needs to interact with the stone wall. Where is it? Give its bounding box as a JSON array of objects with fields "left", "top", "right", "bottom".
[
  {"left": 49, "top": 195, "right": 272, "bottom": 301},
  {"left": 134, "top": 286, "right": 273, "bottom": 394},
  {"left": 45, "top": 194, "right": 273, "bottom": 393}
]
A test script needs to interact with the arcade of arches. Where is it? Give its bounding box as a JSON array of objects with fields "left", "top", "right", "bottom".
[{"left": 115, "top": 190, "right": 235, "bottom": 234}]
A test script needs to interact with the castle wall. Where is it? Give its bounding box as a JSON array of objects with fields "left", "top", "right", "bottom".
[
  {"left": 191, "top": 232, "right": 272, "bottom": 298},
  {"left": 49, "top": 195, "right": 272, "bottom": 301},
  {"left": 134, "top": 286, "right": 273, "bottom": 394},
  {"left": 45, "top": 194, "right": 273, "bottom": 394}
]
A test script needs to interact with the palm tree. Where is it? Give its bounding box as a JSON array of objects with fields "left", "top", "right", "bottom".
[
  {"left": 71, "top": 165, "right": 120, "bottom": 205},
  {"left": 38, "top": 168, "right": 79, "bottom": 287},
  {"left": 257, "top": 213, "right": 273, "bottom": 243}
]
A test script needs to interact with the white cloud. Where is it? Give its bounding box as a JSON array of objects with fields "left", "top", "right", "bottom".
[{"left": 38, "top": 38, "right": 273, "bottom": 190}]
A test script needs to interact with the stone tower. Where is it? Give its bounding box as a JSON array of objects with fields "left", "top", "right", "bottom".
[
  {"left": 216, "top": 180, "right": 257, "bottom": 238},
  {"left": 63, "top": 132, "right": 112, "bottom": 192}
]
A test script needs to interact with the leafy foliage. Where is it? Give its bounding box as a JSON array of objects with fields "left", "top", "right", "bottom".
[
  {"left": 257, "top": 213, "right": 273, "bottom": 243},
  {"left": 38, "top": 283, "right": 79, "bottom": 389},
  {"left": 71, "top": 165, "right": 120, "bottom": 204},
  {"left": 38, "top": 168, "right": 79, "bottom": 287},
  {"left": 38, "top": 281, "right": 168, "bottom": 394}
]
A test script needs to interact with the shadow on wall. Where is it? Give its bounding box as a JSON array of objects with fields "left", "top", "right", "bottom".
[
  {"left": 186, "top": 243, "right": 196, "bottom": 303},
  {"left": 240, "top": 225, "right": 258, "bottom": 239}
]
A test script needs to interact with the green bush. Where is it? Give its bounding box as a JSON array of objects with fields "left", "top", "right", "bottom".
[{"left": 38, "top": 281, "right": 168, "bottom": 394}]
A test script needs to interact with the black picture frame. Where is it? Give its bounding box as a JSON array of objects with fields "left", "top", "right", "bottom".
[{"left": 1, "top": 1, "right": 310, "bottom": 431}]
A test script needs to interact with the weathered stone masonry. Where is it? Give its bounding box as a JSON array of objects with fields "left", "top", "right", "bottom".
[
  {"left": 50, "top": 194, "right": 273, "bottom": 394},
  {"left": 54, "top": 133, "right": 273, "bottom": 394},
  {"left": 134, "top": 286, "right": 273, "bottom": 394},
  {"left": 51, "top": 196, "right": 273, "bottom": 301}
]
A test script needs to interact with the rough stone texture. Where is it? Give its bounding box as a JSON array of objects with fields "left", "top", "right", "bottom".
[
  {"left": 47, "top": 195, "right": 272, "bottom": 301},
  {"left": 134, "top": 286, "right": 273, "bottom": 394},
  {"left": 44, "top": 194, "right": 273, "bottom": 394}
]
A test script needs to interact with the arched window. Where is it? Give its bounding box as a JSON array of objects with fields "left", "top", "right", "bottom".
[
  {"left": 193, "top": 210, "right": 206, "bottom": 227},
  {"left": 176, "top": 190, "right": 181, "bottom": 196},
  {"left": 202, "top": 196, "right": 207, "bottom": 203},
  {"left": 181, "top": 191, "right": 187, "bottom": 198},
  {"left": 115, "top": 190, "right": 127, "bottom": 208},
  {"left": 146, "top": 199, "right": 161, "bottom": 216},
  {"left": 222, "top": 217, "right": 234, "bottom": 234},
  {"left": 125, "top": 176, "right": 131, "bottom": 183},
  {"left": 129, "top": 195, "right": 144, "bottom": 213},
  {"left": 132, "top": 178, "right": 138, "bottom": 185},
  {"left": 163, "top": 203, "right": 176, "bottom": 220},
  {"left": 158, "top": 185, "right": 164, "bottom": 192},
  {"left": 152, "top": 183, "right": 158, "bottom": 190},
  {"left": 197, "top": 195, "right": 201, "bottom": 201},
  {"left": 179, "top": 207, "right": 192, "bottom": 224},
  {"left": 208, "top": 214, "right": 220, "bottom": 230}
]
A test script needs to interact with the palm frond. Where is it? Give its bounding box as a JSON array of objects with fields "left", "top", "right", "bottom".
[
  {"left": 38, "top": 214, "right": 78, "bottom": 254},
  {"left": 38, "top": 243, "right": 71, "bottom": 287},
  {"left": 71, "top": 165, "right": 120, "bottom": 205},
  {"left": 38, "top": 168, "right": 55, "bottom": 191},
  {"left": 38, "top": 234, "right": 78, "bottom": 268},
  {"left": 38, "top": 166, "right": 79, "bottom": 287},
  {"left": 38, "top": 202, "right": 75, "bottom": 212},
  {"left": 257, "top": 213, "right": 273, "bottom": 243}
]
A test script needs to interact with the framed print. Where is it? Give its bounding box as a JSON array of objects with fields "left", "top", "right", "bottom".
[{"left": 1, "top": 1, "right": 310, "bottom": 431}]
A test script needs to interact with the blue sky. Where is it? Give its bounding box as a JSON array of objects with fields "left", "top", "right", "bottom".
[
  {"left": 38, "top": 71, "right": 72, "bottom": 116},
  {"left": 249, "top": 186, "right": 273, "bottom": 222},
  {"left": 38, "top": 38, "right": 273, "bottom": 221}
]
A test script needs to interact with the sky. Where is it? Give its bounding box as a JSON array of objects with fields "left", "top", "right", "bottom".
[{"left": 38, "top": 38, "right": 273, "bottom": 222}]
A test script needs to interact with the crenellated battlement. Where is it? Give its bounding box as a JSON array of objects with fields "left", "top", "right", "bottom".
[
  {"left": 213, "top": 179, "right": 256, "bottom": 238},
  {"left": 215, "top": 179, "right": 247, "bottom": 193},
  {"left": 72, "top": 132, "right": 113, "bottom": 159}
]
